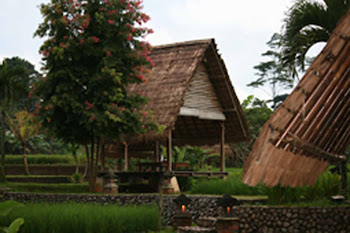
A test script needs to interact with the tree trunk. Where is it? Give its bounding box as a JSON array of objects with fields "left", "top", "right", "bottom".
[
  {"left": 23, "top": 143, "right": 30, "bottom": 175},
  {"left": 88, "top": 139, "right": 97, "bottom": 192},
  {"left": 0, "top": 108, "right": 6, "bottom": 182}
]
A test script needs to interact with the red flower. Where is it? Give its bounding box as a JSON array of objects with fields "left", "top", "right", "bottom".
[
  {"left": 91, "top": 36, "right": 99, "bottom": 43},
  {"left": 46, "top": 117, "right": 51, "bottom": 122},
  {"left": 28, "top": 90, "right": 33, "bottom": 98},
  {"left": 89, "top": 114, "right": 95, "bottom": 122},
  {"left": 147, "top": 28, "right": 154, "bottom": 34},
  {"left": 127, "top": 34, "right": 132, "bottom": 41},
  {"left": 106, "top": 51, "right": 111, "bottom": 56},
  {"left": 108, "top": 20, "right": 114, "bottom": 24},
  {"left": 80, "top": 39, "right": 84, "bottom": 45},
  {"left": 63, "top": 36, "right": 67, "bottom": 39}
]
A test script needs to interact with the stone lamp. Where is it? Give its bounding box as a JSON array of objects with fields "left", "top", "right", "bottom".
[
  {"left": 216, "top": 194, "right": 241, "bottom": 233},
  {"left": 173, "top": 194, "right": 192, "bottom": 229}
]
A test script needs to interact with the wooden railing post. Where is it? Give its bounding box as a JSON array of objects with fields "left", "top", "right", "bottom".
[{"left": 220, "top": 122, "right": 225, "bottom": 172}]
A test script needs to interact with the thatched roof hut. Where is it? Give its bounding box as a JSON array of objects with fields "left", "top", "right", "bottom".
[
  {"left": 106, "top": 39, "right": 249, "bottom": 171},
  {"left": 242, "top": 10, "right": 350, "bottom": 187}
]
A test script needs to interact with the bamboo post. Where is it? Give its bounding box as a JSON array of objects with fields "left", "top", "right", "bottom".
[
  {"left": 124, "top": 142, "right": 129, "bottom": 171},
  {"left": 167, "top": 130, "right": 172, "bottom": 171},
  {"left": 220, "top": 122, "right": 225, "bottom": 172}
]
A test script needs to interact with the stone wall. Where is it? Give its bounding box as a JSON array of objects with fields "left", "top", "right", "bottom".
[{"left": 2, "top": 192, "right": 349, "bottom": 232}]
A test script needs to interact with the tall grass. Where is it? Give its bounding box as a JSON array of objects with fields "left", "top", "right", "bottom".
[
  {"left": 2, "top": 182, "right": 89, "bottom": 193},
  {"left": 5, "top": 154, "right": 77, "bottom": 165},
  {"left": 0, "top": 203, "right": 158, "bottom": 233},
  {"left": 190, "top": 172, "right": 265, "bottom": 196}
]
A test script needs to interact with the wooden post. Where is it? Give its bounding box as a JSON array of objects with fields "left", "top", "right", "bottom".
[
  {"left": 220, "top": 122, "right": 225, "bottom": 172},
  {"left": 155, "top": 140, "right": 160, "bottom": 163},
  {"left": 124, "top": 142, "right": 129, "bottom": 171},
  {"left": 167, "top": 130, "right": 172, "bottom": 171}
]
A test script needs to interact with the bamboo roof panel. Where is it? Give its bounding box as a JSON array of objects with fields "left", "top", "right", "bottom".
[{"left": 242, "top": 10, "right": 350, "bottom": 187}]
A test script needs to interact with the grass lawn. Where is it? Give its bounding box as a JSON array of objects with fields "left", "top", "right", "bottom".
[{"left": 0, "top": 182, "right": 89, "bottom": 193}]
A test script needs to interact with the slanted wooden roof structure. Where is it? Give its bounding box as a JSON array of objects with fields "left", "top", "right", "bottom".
[
  {"left": 242, "top": 11, "right": 350, "bottom": 187},
  {"left": 106, "top": 39, "right": 249, "bottom": 171}
]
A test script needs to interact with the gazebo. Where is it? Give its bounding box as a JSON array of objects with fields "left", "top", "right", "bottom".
[{"left": 105, "top": 38, "right": 249, "bottom": 175}]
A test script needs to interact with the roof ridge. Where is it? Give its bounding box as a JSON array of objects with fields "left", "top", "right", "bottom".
[{"left": 151, "top": 38, "right": 213, "bottom": 50}]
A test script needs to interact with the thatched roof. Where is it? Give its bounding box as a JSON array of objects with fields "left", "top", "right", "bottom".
[
  {"left": 242, "top": 10, "right": 350, "bottom": 187},
  {"left": 107, "top": 39, "right": 249, "bottom": 157}
]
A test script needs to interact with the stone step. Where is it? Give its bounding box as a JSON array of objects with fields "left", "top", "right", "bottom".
[
  {"left": 196, "top": 217, "right": 217, "bottom": 228},
  {"left": 177, "top": 226, "right": 216, "bottom": 233}
]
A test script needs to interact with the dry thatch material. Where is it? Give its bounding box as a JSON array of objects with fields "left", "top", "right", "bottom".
[
  {"left": 106, "top": 39, "right": 249, "bottom": 158},
  {"left": 242, "top": 11, "right": 350, "bottom": 187}
]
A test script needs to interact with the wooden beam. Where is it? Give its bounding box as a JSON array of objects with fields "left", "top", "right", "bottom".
[
  {"left": 167, "top": 130, "right": 172, "bottom": 171},
  {"left": 283, "top": 132, "right": 347, "bottom": 162},
  {"left": 220, "top": 122, "right": 225, "bottom": 172},
  {"left": 124, "top": 142, "right": 129, "bottom": 171}
]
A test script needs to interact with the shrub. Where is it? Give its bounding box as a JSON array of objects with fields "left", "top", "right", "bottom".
[
  {"left": 302, "top": 172, "right": 341, "bottom": 201},
  {"left": 0, "top": 203, "right": 158, "bottom": 233},
  {"left": 190, "top": 173, "right": 266, "bottom": 196},
  {"left": 2, "top": 183, "right": 89, "bottom": 194},
  {"left": 4, "top": 154, "right": 84, "bottom": 165},
  {"left": 70, "top": 173, "right": 83, "bottom": 184}
]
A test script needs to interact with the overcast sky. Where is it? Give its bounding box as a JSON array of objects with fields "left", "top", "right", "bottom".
[{"left": 0, "top": 0, "right": 313, "bottom": 102}]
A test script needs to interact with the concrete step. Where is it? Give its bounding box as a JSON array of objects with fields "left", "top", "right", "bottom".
[{"left": 177, "top": 226, "right": 216, "bottom": 233}]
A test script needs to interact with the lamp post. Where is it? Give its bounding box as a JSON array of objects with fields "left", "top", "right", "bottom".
[
  {"left": 173, "top": 194, "right": 192, "bottom": 229},
  {"left": 216, "top": 194, "right": 240, "bottom": 233}
]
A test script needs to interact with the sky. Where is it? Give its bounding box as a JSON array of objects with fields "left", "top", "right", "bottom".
[{"left": 0, "top": 0, "right": 318, "bottom": 102}]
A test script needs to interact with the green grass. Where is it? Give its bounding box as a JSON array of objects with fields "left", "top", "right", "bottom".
[
  {"left": 4, "top": 154, "right": 86, "bottom": 165},
  {"left": 0, "top": 182, "right": 89, "bottom": 193},
  {"left": 190, "top": 171, "right": 266, "bottom": 196},
  {"left": 0, "top": 203, "right": 158, "bottom": 233}
]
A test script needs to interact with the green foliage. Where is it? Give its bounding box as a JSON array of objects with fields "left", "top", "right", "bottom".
[
  {"left": 171, "top": 146, "right": 219, "bottom": 171},
  {"left": 229, "top": 96, "right": 273, "bottom": 165},
  {"left": 0, "top": 201, "right": 24, "bottom": 233},
  {"left": 34, "top": 0, "right": 157, "bottom": 146},
  {"left": 190, "top": 172, "right": 266, "bottom": 196},
  {"left": 70, "top": 172, "right": 83, "bottom": 183},
  {"left": 4, "top": 154, "right": 83, "bottom": 165},
  {"left": 267, "top": 185, "right": 303, "bottom": 205},
  {"left": 248, "top": 33, "right": 293, "bottom": 109},
  {"left": 267, "top": 172, "right": 342, "bottom": 204},
  {"left": 2, "top": 183, "right": 89, "bottom": 194},
  {"left": 0, "top": 203, "right": 157, "bottom": 233},
  {"left": 281, "top": 0, "right": 350, "bottom": 77},
  {"left": 302, "top": 172, "right": 341, "bottom": 201}
]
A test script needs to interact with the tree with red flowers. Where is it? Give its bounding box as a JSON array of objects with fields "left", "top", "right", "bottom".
[{"left": 34, "top": 0, "right": 157, "bottom": 191}]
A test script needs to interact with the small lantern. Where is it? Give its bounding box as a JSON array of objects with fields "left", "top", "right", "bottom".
[
  {"left": 174, "top": 193, "right": 191, "bottom": 214},
  {"left": 217, "top": 194, "right": 240, "bottom": 217},
  {"left": 103, "top": 172, "right": 118, "bottom": 194},
  {"left": 216, "top": 194, "right": 240, "bottom": 233},
  {"left": 173, "top": 194, "right": 192, "bottom": 229}
]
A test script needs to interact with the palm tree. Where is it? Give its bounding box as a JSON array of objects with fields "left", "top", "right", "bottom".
[
  {"left": 281, "top": 0, "right": 350, "bottom": 79},
  {"left": 0, "top": 60, "right": 25, "bottom": 181}
]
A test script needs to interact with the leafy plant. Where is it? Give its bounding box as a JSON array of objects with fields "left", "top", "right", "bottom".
[
  {"left": 0, "top": 201, "right": 24, "bottom": 233},
  {"left": 70, "top": 173, "right": 83, "bottom": 184}
]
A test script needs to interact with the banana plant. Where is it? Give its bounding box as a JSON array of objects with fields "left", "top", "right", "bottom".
[{"left": 0, "top": 201, "right": 24, "bottom": 233}]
